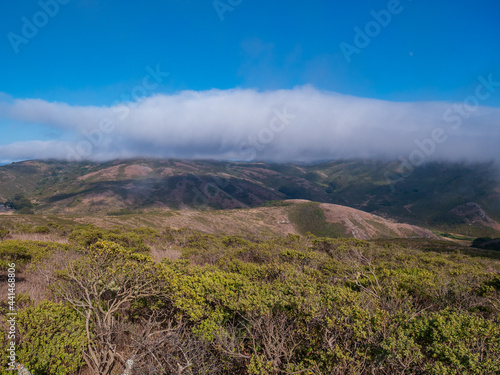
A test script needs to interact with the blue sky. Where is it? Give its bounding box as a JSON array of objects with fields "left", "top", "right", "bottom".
[{"left": 0, "top": 0, "right": 499, "bottom": 162}]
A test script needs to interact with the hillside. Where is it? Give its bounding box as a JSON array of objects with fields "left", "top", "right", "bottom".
[
  {"left": 0, "top": 158, "right": 499, "bottom": 237},
  {"left": 1, "top": 160, "right": 499, "bottom": 375},
  {"left": 0, "top": 200, "right": 437, "bottom": 242}
]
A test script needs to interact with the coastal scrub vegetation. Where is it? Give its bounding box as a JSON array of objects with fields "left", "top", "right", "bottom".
[{"left": 0, "top": 223, "right": 499, "bottom": 374}]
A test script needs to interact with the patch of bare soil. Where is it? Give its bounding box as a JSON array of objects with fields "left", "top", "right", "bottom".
[
  {"left": 78, "top": 165, "right": 124, "bottom": 181},
  {"left": 123, "top": 164, "right": 153, "bottom": 178}
]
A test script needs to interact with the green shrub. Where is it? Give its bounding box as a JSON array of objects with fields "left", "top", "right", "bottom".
[
  {"left": 409, "top": 310, "right": 500, "bottom": 374},
  {"left": 0, "top": 240, "right": 69, "bottom": 268},
  {"left": 288, "top": 202, "right": 349, "bottom": 238},
  {"left": 69, "top": 225, "right": 152, "bottom": 251},
  {"left": 14, "top": 301, "right": 87, "bottom": 375},
  {"left": 33, "top": 225, "right": 50, "bottom": 234},
  {"left": 1, "top": 224, "right": 499, "bottom": 373},
  {"left": 0, "top": 228, "right": 10, "bottom": 240},
  {"left": 17, "top": 207, "right": 34, "bottom": 215},
  {"left": 68, "top": 224, "right": 105, "bottom": 246},
  {"left": 5, "top": 194, "right": 33, "bottom": 211}
]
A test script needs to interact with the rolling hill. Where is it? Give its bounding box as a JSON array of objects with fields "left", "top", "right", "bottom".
[
  {"left": 0, "top": 200, "right": 437, "bottom": 241},
  {"left": 0, "top": 158, "right": 499, "bottom": 237}
]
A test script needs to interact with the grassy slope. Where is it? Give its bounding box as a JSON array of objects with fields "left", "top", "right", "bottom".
[
  {"left": 0, "top": 200, "right": 438, "bottom": 242},
  {"left": 0, "top": 158, "right": 499, "bottom": 237}
]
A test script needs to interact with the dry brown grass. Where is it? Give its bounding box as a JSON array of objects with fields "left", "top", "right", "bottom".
[
  {"left": 149, "top": 244, "right": 182, "bottom": 262},
  {"left": 123, "top": 164, "right": 153, "bottom": 177},
  {"left": 15, "top": 268, "right": 52, "bottom": 303},
  {"left": 77, "top": 164, "right": 123, "bottom": 181},
  {"left": 3, "top": 250, "right": 80, "bottom": 304},
  {"left": 6, "top": 233, "right": 69, "bottom": 243}
]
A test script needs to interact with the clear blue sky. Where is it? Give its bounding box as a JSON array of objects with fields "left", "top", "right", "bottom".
[
  {"left": 1, "top": 0, "right": 499, "bottom": 105},
  {"left": 0, "top": 0, "right": 499, "bottom": 162}
]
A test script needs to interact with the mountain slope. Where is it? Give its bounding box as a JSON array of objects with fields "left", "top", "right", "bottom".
[
  {"left": 0, "top": 158, "right": 499, "bottom": 236},
  {"left": 0, "top": 200, "right": 437, "bottom": 240}
]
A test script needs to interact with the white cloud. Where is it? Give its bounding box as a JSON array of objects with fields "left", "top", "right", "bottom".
[{"left": 0, "top": 86, "right": 499, "bottom": 163}]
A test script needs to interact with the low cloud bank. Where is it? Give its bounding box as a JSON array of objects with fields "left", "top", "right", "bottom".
[{"left": 0, "top": 86, "right": 499, "bottom": 163}]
